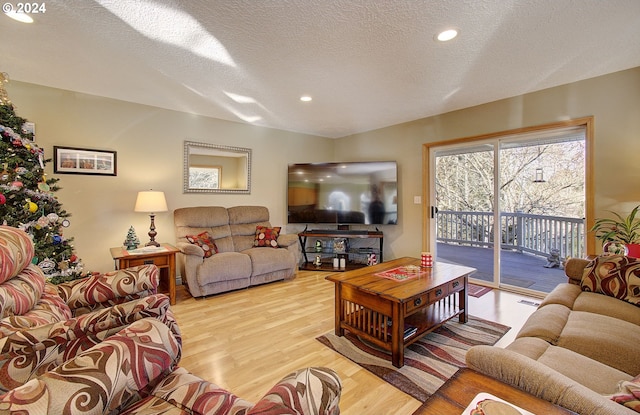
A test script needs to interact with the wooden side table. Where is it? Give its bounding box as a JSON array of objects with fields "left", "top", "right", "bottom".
[
  {"left": 110, "top": 243, "right": 180, "bottom": 305},
  {"left": 412, "top": 368, "right": 576, "bottom": 414}
]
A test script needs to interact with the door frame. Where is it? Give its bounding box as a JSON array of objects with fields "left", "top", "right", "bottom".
[{"left": 422, "top": 116, "right": 595, "bottom": 256}]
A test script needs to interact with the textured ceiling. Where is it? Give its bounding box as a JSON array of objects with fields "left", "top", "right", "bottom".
[{"left": 1, "top": 0, "right": 640, "bottom": 138}]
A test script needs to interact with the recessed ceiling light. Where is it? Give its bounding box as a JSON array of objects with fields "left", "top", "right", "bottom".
[
  {"left": 436, "top": 29, "right": 458, "bottom": 42},
  {"left": 300, "top": 95, "right": 312, "bottom": 102},
  {"left": 5, "top": 11, "right": 34, "bottom": 23}
]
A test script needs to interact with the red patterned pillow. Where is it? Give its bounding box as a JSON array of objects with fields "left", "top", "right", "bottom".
[
  {"left": 581, "top": 255, "right": 640, "bottom": 306},
  {"left": 254, "top": 226, "right": 280, "bottom": 248},
  {"left": 186, "top": 232, "right": 218, "bottom": 258}
]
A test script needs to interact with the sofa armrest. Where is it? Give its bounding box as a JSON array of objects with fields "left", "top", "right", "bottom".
[
  {"left": 248, "top": 367, "right": 342, "bottom": 415},
  {"left": 277, "top": 234, "right": 302, "bottom": 266},
  {"left": 0, "top": 294, "right": 179, "bottom": 393},
  {"left": 466, "top": 345, "right": 635, "bottom": 415},
  {"left": 277, "top": 233, "right": 298, "bottom": 248},
  {"left": 565, "top": 257, "right": 590, "bottom": 285},
  {"left": 0, "top": 317, "right": 181, "bottom": 414},
  {"left": 176, "top": 241, "right": 206, "bottom": 257},
  {"left": 53, "top": 264, "right": 159, "bottom": 313}
]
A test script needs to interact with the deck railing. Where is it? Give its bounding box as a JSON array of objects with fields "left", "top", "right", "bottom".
[{"left": 436, "top": 210, "right": 585, "bottom": 259}]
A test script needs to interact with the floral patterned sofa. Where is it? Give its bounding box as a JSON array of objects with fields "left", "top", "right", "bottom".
[
  {"left": 0, "top": 225, "right": 178, "bottom": 393},
  {"left": 0, "top": 317, "right": 343, "bottom": 415}
]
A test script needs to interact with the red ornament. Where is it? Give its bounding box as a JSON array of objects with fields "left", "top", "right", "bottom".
[
  {"left": 70, "top": 254, "right": 77, "bottom": 262},
  {"left": 0, "top": 194, "right": 5, "bottom": 204}
]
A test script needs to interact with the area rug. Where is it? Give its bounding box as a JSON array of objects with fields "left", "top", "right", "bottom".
[
  {"left": 316, "top": 316, "right": 510, "bottom": 402},
  {"left": 468, "top": 283, "right": 493, "bottom": 298}
]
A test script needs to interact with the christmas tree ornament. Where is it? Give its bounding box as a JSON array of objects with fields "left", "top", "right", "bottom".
[
  {"left": 47, "top": 212, "right": 59, "bottom": 222},
  {"left": 0, "top": 194, "right": 5, "bottom": 205},
  {"left": 37, "top": 216, "right": 49, "bottom": 227},
  {"left": 11, "top": 180, "right": 23, "bottom": 189},
  {"left": 58, "top": 260, "right": 69, "bottom": 271},
  {"left": 38, "top": 179, "right": 50, "bottom": 192},
  {"left": 0, "top": 164, "right": 8, "bottom": 181},
  {"left": 24, "top": 200, "right": 37, "bottom": 212},
  {"left": 52, "top": 234, "right": 62, "bottom": 244},
  {"left": 38, "top": 258, "right": 56, "bottom": 273}
]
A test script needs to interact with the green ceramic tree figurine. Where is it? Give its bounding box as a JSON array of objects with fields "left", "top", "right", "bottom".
[{"left": 124, "top": 226, "right": 140, "bottom": 250}]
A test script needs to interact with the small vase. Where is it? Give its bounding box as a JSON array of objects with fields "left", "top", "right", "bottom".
[{"left": 603, "top": 241, "right": 628, "bottom": 256}]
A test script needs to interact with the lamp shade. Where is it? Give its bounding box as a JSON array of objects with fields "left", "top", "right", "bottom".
[{"left": 134, "top": 191, "right": 168, "bottom": 213}]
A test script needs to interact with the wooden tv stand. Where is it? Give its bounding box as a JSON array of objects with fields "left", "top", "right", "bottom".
[{"left": 298, "top": 229, "right": 383, "bottom": 271}]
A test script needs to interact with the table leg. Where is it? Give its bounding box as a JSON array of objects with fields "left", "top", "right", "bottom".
[
  {"left": 334, "top": 283, "right": 344, "bottom": 336},
  {"left": 459, "top": 276, "right": 468, "bottom": 323},
  {"left": 168, "top": 255, "right": 176, "bottom": 305},
  {"left": 391, "top": 302, "right": 403, "bottom": 368}
]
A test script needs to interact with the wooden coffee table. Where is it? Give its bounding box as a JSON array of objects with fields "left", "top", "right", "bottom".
[
  {"left": 326, "top": 257, "right": 475, "bottom": 368},
  {"left": 412, "top": 368, "right": 576, "bottom": 414}
]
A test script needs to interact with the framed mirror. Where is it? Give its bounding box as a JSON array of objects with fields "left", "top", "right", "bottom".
[{"left": 183, "top": 141, "right": 251, "bottom": 194}]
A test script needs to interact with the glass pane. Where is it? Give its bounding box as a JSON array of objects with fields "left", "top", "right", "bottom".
[
  {"left": 498, "top": 138, "right": 586, "bottom": 292},
  {"left": 435, "top": 146, "right": 495, "bottom": 284}
]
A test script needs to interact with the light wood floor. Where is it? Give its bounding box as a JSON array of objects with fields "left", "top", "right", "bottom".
[{"left": 171, "top": 270, "right": 544, "bottom": 415}]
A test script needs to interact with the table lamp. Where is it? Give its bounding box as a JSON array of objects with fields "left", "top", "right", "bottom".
[{"left": 134, "top": 190, "right": 168, "bottom": 247}]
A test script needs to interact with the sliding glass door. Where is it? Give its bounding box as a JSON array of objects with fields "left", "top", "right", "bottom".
[{"left": 428, "top": 126, "right": 586, "bottom": 294}]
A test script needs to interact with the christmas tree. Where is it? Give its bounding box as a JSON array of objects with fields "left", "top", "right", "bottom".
[{"left": 0, "top": 73, "right": 87, "bottom": 283}]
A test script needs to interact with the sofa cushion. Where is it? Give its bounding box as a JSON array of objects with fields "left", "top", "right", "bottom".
[
  {"left": 121, "top": 367, "right": 253, "bottom": 414},
  {"left": 540, "top": 283, "right": 640, "bottom": 326},
  {"left": 186, "top": 231, "right": 218, "bottom": 258},
  {"left": 243, "top": 247, "right": 295, "bottom": 276},
  {"left": 516, "top": 303, "right": 571, "bottom": 343},
  {"left": 556, "top": 311, "right": 640, "bottom": 376},
  {"left": 506, "top": 337, "right": 633, "bottom": 395},
  {"left": 573, "top": 291, "right": 640, "bottom": 326},
  {"left": 581, "top": 255, "right": 640, "bottom": 306},
  {"left": 197, "top": 252, "right": 252, "bottom": 285},
  {"left": 254, "top": 226, "right": 280, "bottom": 248},
  {"left": 0, "top": 225, "right": 36, "bottom": 283}
]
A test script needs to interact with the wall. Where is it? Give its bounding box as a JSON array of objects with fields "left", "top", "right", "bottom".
[
  {"left": 6, "top": 66, "right": 639, "bottom": 272},
  {"left": 336, "top": 66, "right": 640, "bottom": 257},
  {"left": 6, "top": 81, "right": 334, "bottom": 272}
]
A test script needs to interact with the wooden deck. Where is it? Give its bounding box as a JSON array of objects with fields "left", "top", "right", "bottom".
[{"left": 436, "top": 242, "right": 566, "bottom": 293}]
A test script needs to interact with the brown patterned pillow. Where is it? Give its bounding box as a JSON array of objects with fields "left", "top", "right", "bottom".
[
  {"left": 581, "top": 255, "right": 640, "bottom": 306},
  {"left": 254, "top": 226, "right": 280, "bottom": 248},
  {"left": 186, "top": 232, "right": 218, "bottom": 258}
]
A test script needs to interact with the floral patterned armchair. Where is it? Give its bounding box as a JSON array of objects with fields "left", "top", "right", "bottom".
[
  {"left": 0, "top": 317, "right": 342, "bottom": 415},
  {"left": 0, "top": 225, "right": 179, "bottom": 393}
]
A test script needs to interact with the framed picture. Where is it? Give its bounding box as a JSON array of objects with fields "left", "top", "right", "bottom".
[
  {"left": 188, "top": 165, "right": 221, "bottom": 189},
  {"left": 54, "top": 146, "right": 117, "bottom": 176}
]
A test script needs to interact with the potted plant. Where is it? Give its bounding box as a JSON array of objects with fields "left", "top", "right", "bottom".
[{"left": 591, "top": 205, "right": 640, "bottom": 257}]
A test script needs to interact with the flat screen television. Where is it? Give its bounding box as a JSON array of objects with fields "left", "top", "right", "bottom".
[{"left": 287, "top": 161, "right": 398, "bottom": 225}]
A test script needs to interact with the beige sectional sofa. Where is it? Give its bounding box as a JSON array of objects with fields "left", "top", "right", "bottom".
[
  {"left": 174, "top": 206, "right": 300, "bottom": 297},
  {"left": 466, "top": 256, "right": 640, "bottom": 415}
]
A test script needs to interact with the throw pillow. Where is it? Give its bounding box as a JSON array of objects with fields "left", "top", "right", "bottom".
[
  {"left": 254, "top": 226, "right": 280, "bottom": 248},
  {"left": 185, "top": 231, "right": 218, "bottom": 258},
  {"left": 607, "top": 374, "right": 640, "bottom": 412},
  {"left": 581, "top": 255, "right": 640, "bottom": 306}
]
